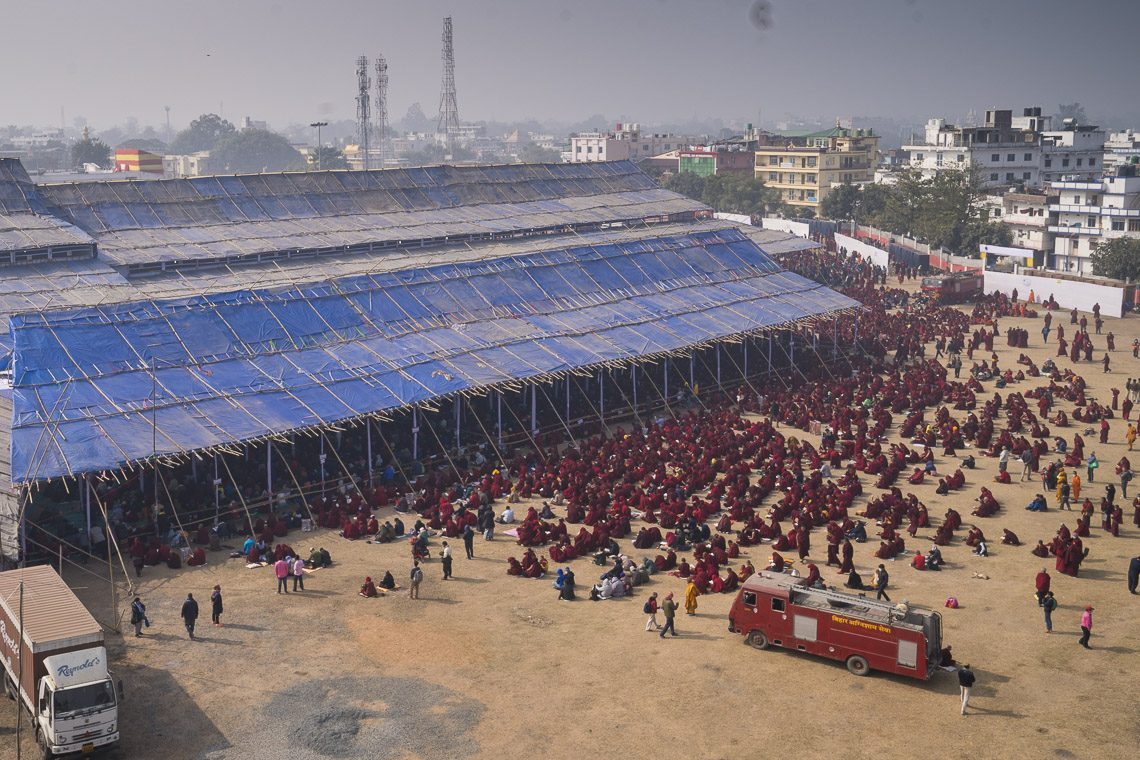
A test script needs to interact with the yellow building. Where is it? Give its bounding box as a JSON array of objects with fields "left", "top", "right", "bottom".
[{"left": 755, "top": 126, "right": 880, "bottom": 210}]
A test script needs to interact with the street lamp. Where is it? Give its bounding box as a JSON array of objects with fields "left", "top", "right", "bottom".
[{"left": 309, "top": 121, "right": 328, "bottom": 170}]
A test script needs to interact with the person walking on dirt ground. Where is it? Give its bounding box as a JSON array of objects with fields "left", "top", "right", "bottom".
[
  {"left": 958, "top": 664, "right": 976, "bottom": 715},
  {"left": 440, "top": 541, "right": 453, "bottom": 580},
  {"left": 292, "top": 555, "right": 306, "bottom": 592},
  {"left": 1127, "top": 555, "right": 1140, "bottom": 594},
  {"left": 211, "top": 585, "right": 223, "bottom": 627},
  {"left": 130, "top": 596, "right": 148, "bottom": 637},
  {"left": 409, "top": 560, "right": 423, "bottom": 599},
  {"left": 463, "top": 523, "right": 475, "bottom": 559},
  {"left": 659, "top": 592, "right": 678, "bottom": 638},
  {"left": 181, "top": 593, "right": 199, "bottom": 640},
  {"left": 1079, "top": 606, "right": 1094, "bottom": 648},
  {"left": 874, "top": 564, "right": 891, "bottom": 601},
  {"left": 1035, "top": 568, "right": 1050, "bottom": 605},
  {"left": 1042, "top": 591, "right": 1057, "bottom": 633},
  {"left": 684, "top": 579, "right": 699, "bottom": 615},
  {"left": 644, "top": 591, "right": 660, "bottom": 631}
]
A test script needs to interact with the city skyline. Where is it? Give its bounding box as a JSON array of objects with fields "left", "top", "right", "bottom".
[{"left": 3, "top": 0, "right": 1139, "bottom": 133}]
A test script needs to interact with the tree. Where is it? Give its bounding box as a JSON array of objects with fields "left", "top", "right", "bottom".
[
  {"left": 169, "top": 113, "right": 236, "bottom": 154},
  {"left": 210, "top": 129, "right": 304, "bottom": 173},
  {"left": 118, "top": 137, "right": 168, "bottom": 152},
  {"left": 819, "top": 182, "right": 861, "bottom": 221},
  {"left": 1055, "top": 102, "right": 1088, "bottom": 127},
  {"left": 401, "top": 103, "right": 432, "bottom": 133},
  {"left": 662, "top": 171, "right": 706, "bottom": 202},
  {"left": 71, "top": 134, "right": 111, "bottom": 168},
  {"left": 309, "top": 146, "right": 349, "bottom": 170},
  {"left": 517, "top": 142, "right": 562, "bottom": 164},
  {"left": 1089, "top": 238, "right": 1140, "bottom": 281}
]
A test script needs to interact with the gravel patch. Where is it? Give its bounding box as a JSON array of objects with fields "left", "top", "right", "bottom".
[{"left": 208, "top": 674, "right": 484, "bottom": 759}]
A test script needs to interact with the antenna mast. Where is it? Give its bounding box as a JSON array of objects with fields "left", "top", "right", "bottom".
[
  {"left": 437, "top": 16, "right": 460, "bottom": 149},
  {"left": 375, "top": 55, "right": 390, "bottom": 168},
  {"left": 356, "top": 55, "right": 372, "bottom": 171}
]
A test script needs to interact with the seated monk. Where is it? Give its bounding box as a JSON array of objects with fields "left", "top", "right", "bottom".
[
  {"left": 1030, "top": 540, "right": 1050, "bottom": 557},
  {"left": 994, "top": 470, "right": 1011, "bottom": 484},
  {"left": 359, "top": 577, "right": 379, "bottom": 597},
  {"left": 721, "top": 568, "right": 740, "bottom": 592},
  {"left": 803, "top": 563, "right": 821, "bottom": 587},
  {"left": 186, "top": 548, "right": 206, "bottom": 566},
  {"left": 766, "top": 552, "right": 785, "bottom": 572},
  {"left": 507, "top": 557, "right": 524, "bottom": 576},
  {"left": 1001, "top": 528, "right": 1020, "bottom": 546},
  {"left": 739, "top": 561, "right": 755, "bottom": 581},
  {"left": 965, "top": 526, "right": 986, "bottom": 547},
  {"left": 912, "top": 552, "right": 926, "bottom": 571},
  {"left": 674, "top": 557, "right": 690, "bottom": 576},
  {"left": 379, "top": 571, "right": 397, "bottom": 590},
  {"left": 907, "top": 468, "right": 925, "bottom": 485}
]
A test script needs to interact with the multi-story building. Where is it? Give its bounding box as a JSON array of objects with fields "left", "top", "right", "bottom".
[
  {"left": 162, "top": 151, "right": 213, "bottom": 178},
  {"left": 1000, "top": 190, "right": 1055, "bottom": 260},
  {"left": 114, "top": 149, "right": 164, "bottom": 174},
  {"left": 569, "top": 123, "right": 690, "bottom": 163},
  {"left": 754, "top": 125, "right": 879, "bottom": 210},
  {"left": 1104, "top": 129, "right": 1140, "bottom": 174},
  {"left": 1048, "top": 165, "right": 1140, "bottom": 273},
  {"left": 1040, "top": 124, "right": 1105, "bottom": 185},
  {"left": 676, "top": 146, "right": 755, "bottom": 177},
  {"left": 904, "top": 109, "right": 1041, "bottom": 189}
]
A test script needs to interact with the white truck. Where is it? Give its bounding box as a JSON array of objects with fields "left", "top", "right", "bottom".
[{"left": 0, "top": 565, "right": 120, "bottom": 758}]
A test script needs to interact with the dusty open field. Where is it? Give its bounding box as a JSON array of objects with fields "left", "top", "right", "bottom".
[{"left": 4, "top": 291, "right": 1139, "bottom": 759}]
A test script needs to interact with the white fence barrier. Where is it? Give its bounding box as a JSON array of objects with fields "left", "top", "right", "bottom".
[
  {"left": 834, "top": 232, "right": 889, "bottom": 268},
  {"left": 713, "top": 212, "right": 753, "bottom": 226},
  {"left": 983, "top": 269, "right": 1126, "bottom": 318},
  {"left": 760, "top": 217, "right": 810, "bottom": 238}
]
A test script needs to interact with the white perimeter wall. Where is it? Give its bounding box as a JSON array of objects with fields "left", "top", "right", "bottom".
[
  {"left": 713, "top": 212, "right": 753, "bottom": 226},
  {"left": 835, "top": 232, "right": 889, "bottom": 268},
  {"left": 984, "top": 269, "right": 1125, "bottom": 318},
  {"left": 761, "top": 217, "right": 810, "bottom": 237}
]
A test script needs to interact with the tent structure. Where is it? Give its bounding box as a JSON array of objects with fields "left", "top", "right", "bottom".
[{"left": 0, "top": 157, "right": 855, "bottom": 561}]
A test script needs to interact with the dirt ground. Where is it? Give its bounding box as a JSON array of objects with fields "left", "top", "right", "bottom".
[{"left": 4, "top": 291, "right": 1140, "bottom": 760}]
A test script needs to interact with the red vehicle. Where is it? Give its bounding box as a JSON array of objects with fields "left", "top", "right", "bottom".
[
  {"left": 919, "top": 271, "right": 983, "bottom": 304},
  {"left": 728, "top": 572, "right": 944, "bottom": 679}
]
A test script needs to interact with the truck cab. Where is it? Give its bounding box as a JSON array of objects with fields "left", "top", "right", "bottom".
[{"left": 37, "top": 647, "right": 119, "bottom": 757}]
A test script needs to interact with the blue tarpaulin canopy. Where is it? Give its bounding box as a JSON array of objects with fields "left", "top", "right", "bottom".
[{"left": 8, "top": 225, "right": 855, "bottom": 482}]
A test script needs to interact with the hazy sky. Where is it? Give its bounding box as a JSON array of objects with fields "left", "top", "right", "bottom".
[{"left": 3, "top": 0, "right": 1138, "bottom": 131}]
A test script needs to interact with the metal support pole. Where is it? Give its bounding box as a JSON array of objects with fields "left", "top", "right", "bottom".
[
  {"left": 83, "top": 473, "right": 92, "bottom": 544},
  {"left": 565, "top": 377, "right": 571, "bottom": 425},
  {"left": 854, "top": 316, "right": 859, "bottom": 344},
  {"left": 744, "top": 338, "right": 749, "bottom": 378},
  {"left": 530, "top": 384, "right": 538, "bottom": 436},
  {"left": 455, "top": 398, "right": 461, "bottom": 450},
  {"left": 663, "top": 357, "right": 669, "bottom": 402},
  {"left": 412, "top": 405, "right": 419, "bottom": 461},
  {"left": 716, "top": 345, "right": 722, "bottom": 390},
  {"left": 833, "top": 320, "right": 838, "bottom": 359},
  {"left": 267, "top": 440, "right": 273, "bottom": 504},
  {"left": 320, "top": 435, "right": 328, "bottom": 491},
  {"left": 689, "top": 355, "right": 695, "bottom": 390},
  {"left": 599, "top": 370, "right": 605, "bottom": 424},
  {"left": 213, "top": 454, "right": 221, "bottom": 527},
  {"left": 366, "top": 420, "right": 374, "bottom": 486},
  {"left": 790, "top": 331, "right": 795, "bottom": 364},
  {"left": 768, "top": 334, "right": 773, "bottom": 371},
  {"left": 496, "top": 392, "right": 503, "bottom": 447},
  {"left": 631, "top": 365, "right": 638, "bottom": 410}
]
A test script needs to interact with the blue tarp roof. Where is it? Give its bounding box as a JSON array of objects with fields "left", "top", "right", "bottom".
[{"left": 8, "top": 225, "right": 855, "bottom": 482}]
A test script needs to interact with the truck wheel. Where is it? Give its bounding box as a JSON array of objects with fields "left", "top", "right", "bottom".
[
  {"left": 747, "top": 630, "right": 769, "bottom": 650},
  {"left": 846, "top": 655, "right": 871, "bottom": 676}
]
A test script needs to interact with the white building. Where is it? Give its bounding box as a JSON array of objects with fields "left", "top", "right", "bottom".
[
  {"left": 1049, "top": 168, "right": 1140, "bottom": 273},
  {"left": 569, "top": 123, "right": 691, "bottom": 163},
  {"left": 904, "top": 109, "right": 1041, "bottom": 189},
  {"left": 162, "top": 151, "right": 213, "bottom": 178},
  {"left": 1104, "top": 129, "right": 1140, "bottom": 173},
  {"left": 904, "top": 107, "right": 1106, "bottom": 191},
  {"left": 1040, "top": 124, "right": 1105, "bottom": 185},
  {"left": 1000, "top": 190, "right": 1054, "bottom": 260}
]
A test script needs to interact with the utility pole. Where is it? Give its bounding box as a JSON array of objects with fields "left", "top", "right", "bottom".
[
  {"left": 151, "top": 357, "right": 159, "bottom": 538},
  {"left": 164, "top": 106, "right": 172, "bottom": 145},
  {"left": 437, "top": 16, "right": 460, "bottom": 151},
  {"left": 16, "top": 579, "right": 23, "bottom": 759},
  {"left": 309, "top": 121, "right": 328, "bottom": 170},
  {"left": 356, "top": 56, "right": 371, "bottom": 171}
]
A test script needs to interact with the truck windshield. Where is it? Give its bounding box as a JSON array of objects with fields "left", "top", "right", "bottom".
[{"left": 53, "top": 681, "right": 115, "bottom": 716}]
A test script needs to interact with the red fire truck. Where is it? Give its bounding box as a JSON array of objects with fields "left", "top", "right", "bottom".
[
  {"left": 919, "top": 271, "right": 983, "bottom": 304},
  {"left": 728, "top": 572, "right": 944, "bottom": 679}
]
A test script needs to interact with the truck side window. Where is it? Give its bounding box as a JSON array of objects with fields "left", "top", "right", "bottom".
[
  {"left": 743, "top": 592, "right": 756, "bottom": 607},
  {"left": 772, "top": 598, "right": 786, "bottom": 612}
]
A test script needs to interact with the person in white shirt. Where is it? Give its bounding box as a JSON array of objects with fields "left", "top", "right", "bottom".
[
  {"left": 292, "top": 555, "right": 306, "bottom": 591},
  {"left": 439, "top": 541, "right": 453, "bottom": 580},
  {"left": 497, "top": 506, "right": 514, "bottom": 524}
]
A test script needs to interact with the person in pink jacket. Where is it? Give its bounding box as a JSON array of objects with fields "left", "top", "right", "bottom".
[
  {"left": 275, "top": 558, "right": 290, "bottom": 594},
  {"left": 1079, "top": 605, "right": 1094, "bottom": 648}
]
